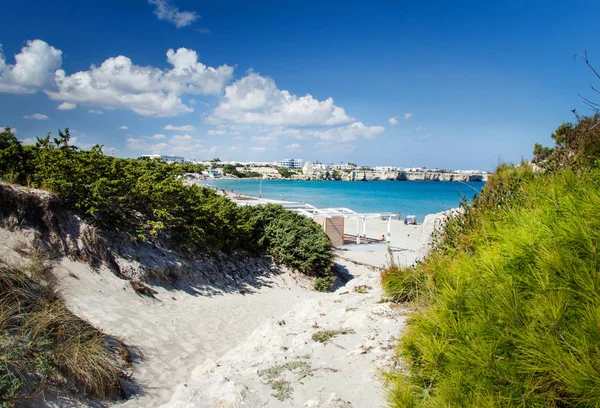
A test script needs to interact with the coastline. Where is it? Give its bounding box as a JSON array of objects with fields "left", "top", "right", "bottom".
[{"left": 199, "top": 178, "right": 476, "bottom": 222}]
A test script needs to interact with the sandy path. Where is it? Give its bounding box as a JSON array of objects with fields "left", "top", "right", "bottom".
[
  {"left": 52, "top": 259, "right": 318, "bottom": 407},
  {"left": 158, "top": 213, "right": 450, "bottom": 407},
  {"left": 160, "top": 256, "right": 409, "bottom": 408}
]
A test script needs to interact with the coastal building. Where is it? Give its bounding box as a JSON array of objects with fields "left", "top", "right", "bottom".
[
  {"left": 277, "top": 158, "right": 304, "bottom": 169},
  {"left": 140, "top": 154, "right": 186, "bottom": 164}
]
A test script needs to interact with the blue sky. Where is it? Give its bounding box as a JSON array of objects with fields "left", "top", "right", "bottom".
[{"left": 1, "top": 0, "right": 599, "bottom": 171}]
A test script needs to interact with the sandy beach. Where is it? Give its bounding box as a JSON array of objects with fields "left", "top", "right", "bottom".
[{"left": 0, "top": 206, "right": 448, "bottom": 407}]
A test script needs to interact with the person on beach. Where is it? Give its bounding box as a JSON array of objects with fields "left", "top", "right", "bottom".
[{"left": 381, "top": 234, "right": 386, "bottom": 241}]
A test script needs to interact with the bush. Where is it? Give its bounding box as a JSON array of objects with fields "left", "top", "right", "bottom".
[
  {"left": 0, "top": 128, "right": 334, "bottom": 276},
  {"left": 314, "top": 276, "right": 334, "bottom": 292},
  {"left": 383, "top": 164, "right": 600, "bottom": 407}
]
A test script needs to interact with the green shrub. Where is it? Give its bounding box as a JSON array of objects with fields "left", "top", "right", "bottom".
[
  {"left": 383, "top": 165, "right": 600, "bottom": 407},
  {"left": 0, "top": 128, "right": 334, "bottom": 276},
  {"left": 314, "top": 276, "right": 334, "bottom": 292}
]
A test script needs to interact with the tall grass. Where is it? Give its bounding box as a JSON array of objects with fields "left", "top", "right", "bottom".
[
  {"left": 383, "top": 165, "right": 600, "bottom": 407},
  {"left": 0, "top": 264, "right": 129, "bottom": 405}
]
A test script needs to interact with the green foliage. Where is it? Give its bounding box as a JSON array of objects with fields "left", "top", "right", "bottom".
[
  {"left": 0, "top": 127, "right": 28, "bottom": 184},
  {"left": 0, "top": 128, "right": 333, "bottom": 276},
  {"left": 533, "top": 114, "right": 600, "bottom": 170},
  {"left": 314, "top": 275, "right": 334, "bottom": 292},
  {"left": 383, "top": 161, "right": 600, "bottom": 407},
  {"left": 277, "top": 167, "right": 295, "bottom": 178},
  {"left": 0, "top": 264, "right": 127, "bottom": 404}
]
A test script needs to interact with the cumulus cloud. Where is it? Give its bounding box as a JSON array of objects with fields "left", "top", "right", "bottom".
[
  {"left": 0, "top": 40, "right": 62, "bottom": 94},
  {"left": 287, "top": 143, "right": 301, "bottom": 149},
  {"left": 305, "top": 122, "right": 385, "bottom": 142},
  {"left": 170, "top": 134, "right": 193, "bottom": 144},
  {"left": 207, "top": 129, "right": 226, "bottom": 135},
  {"left": 57, "top": 102, "right": 76, "bottom": 110},
  {"left": 126, "top": 132, "right": 215, "bottom": 158},
  {"left": 88, "top": 109, "right": 103, "bottom": 114},
  {"left": 388, "top": 116, "right": 399, "bottom": 125},
  {"left": 23, "top": 113, "right": 48, "bottom": 120},
  {"left": 2, "top": 127, "right": 16, "bottom": 134},
  {"left": 404, "top": 113, "right": 413, "bottom": 119},
  {"left": 251, "top": 135, "right": 276, "bottom": 143},
  {"left": 210, "top": 72, "right": 353, "bottom": 127},
  {"left": 148, "top": 0, "right": 199, "bottom": 28},
  {"left": 250, "top": 147, "right": 266, "bottom": 152},
  {"left": 165, "top": 124, "right": 195, "bottom": 131},
  {"left": 119, "top": 125, "right": 128, "bottom": 130},
  {"left": 45, "top": 47, "right": 233, "bottom": 117}
]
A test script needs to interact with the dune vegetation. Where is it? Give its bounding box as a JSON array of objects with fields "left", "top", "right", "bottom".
[
  {"left": 0, "top": 259, "right": 130, "bottom": 406},
  {"left": 382, "top": 114, "right": 600, "bottom": 407},
  {"left": 0, "top": 127, "right": 333, "bottom": 277},
  {"left": 0, "top": 126, "right": 334, "bottom": 405}
]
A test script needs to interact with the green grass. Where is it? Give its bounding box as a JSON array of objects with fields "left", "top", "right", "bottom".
[
  {"left": 382, "top": 166, "right": 600, "bottom": 407},
  {"left": 0, "top": 263, "right": 130, "bottom": 406},
  {"left": 312, "top": 328, "right": 355, "bottom": 343}
]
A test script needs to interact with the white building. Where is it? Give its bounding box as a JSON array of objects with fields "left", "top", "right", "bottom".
[
  {"left": 277, "top": 158, "right": 304, "bottom": 169},
  {"left": 140, "top": 154, "right": 186, "bottom": 163}
]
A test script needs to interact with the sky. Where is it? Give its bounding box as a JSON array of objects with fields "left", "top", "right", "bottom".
[{"left": 1, "top": 0, "right": 599, "bottom": 171}]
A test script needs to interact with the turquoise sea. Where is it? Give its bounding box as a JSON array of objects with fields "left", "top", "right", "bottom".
[{"left": 205, "top": 179, "right": 484, "bottom": 221}]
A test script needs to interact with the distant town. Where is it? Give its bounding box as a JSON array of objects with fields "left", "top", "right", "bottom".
[{"left": 140, "top": 154, "right": 489, "bottom": 182}]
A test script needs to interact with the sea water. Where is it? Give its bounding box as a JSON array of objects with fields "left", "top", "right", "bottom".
[{"left": 205, "top": 179, "right": 483, "bottom": 221}]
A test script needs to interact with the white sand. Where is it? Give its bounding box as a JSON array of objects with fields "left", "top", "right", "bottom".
[
  {"left": 160, "top": 256, "right": 409, "bottom": 408},
  {"left": 0, "top": 209, "right": 451, "bottom": 407}
]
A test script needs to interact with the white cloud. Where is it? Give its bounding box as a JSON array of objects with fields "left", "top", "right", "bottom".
[
  {"left": 57, "top": 102, "right": 76, "bottom": 110},
  {"left": 210, "top": 72, "right": 353, "bottom": 127},
  {"left": 170, "top": 134, "right": 193, "bottom": 144},
  {"left": 88, "top": 109, "right": 103, "bottom": 114},
  {"left": 388, "top": 116, "right": 399, "bottom": 125},
  {"left": 46, "top": 47, "right": 233, "bottom": 117},
  {"left": 21, "top": 137, "right": 36, "bottom": 145},
  {"left": 416, "top": 126, "right": 425, "bottom": 131},
  {"left": 23, "top": 113, "right": 48, "bottom": 120},
  {"left": 207, "top": 129, "right": 226, "bottom": 135},
  {"left": 287, "top": 143, "right": 301, "bottom": 149},
  {"left": 126, "top": 133, "right": 217, "bottom": 159},
  {"left": 165, "top": 124, "right": 195, "bottom": 131},
  {"left": 148, "top": 0, "right": 199, "bottom": 28},
  {"left": 119, "top": 125, "right": 128, "bottom": 130},
  {"left": 2, "top": 127, "right": 16, "bottom": 134},
  {"left": 0, "top": 40, "right": 62, "bottom": 94},
  {"left": 251, "top": 135, "right": 276, "bottom": 143},
  {"left": 268, "top": 128, "right": 301, "bottom": 138},
  {"left": 305, "top": 122, "right": 385, "bottom": 142},
  {"left": 404, "top": 113, "right": 413, "bottom": 120},
  {"left": 250, "top": 147, "right": 266, "bottom": 152}
]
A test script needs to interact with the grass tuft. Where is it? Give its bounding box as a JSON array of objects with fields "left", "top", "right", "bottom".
[
  {"left": 258, "top": 360, "right": 312, "bottom": 401},
  {"left": 0, "top": 263, "right": 131, "bottom": 406},
  {"left": 312, "top": 328, "right": 355, "bottom": 343}
]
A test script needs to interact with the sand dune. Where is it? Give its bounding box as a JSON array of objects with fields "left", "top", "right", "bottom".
[{"left": 0, "top": 208, "right": 450, "bottom": 407}]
